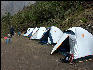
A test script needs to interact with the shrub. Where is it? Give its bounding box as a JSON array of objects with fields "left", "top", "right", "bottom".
[{"left": 81, "top": 18, "right": 88, "bottom": 23}]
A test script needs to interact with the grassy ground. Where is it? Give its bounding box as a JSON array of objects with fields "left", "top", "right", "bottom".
[{"left": 1, "top": 34, "right": 93, "bottom": 70}]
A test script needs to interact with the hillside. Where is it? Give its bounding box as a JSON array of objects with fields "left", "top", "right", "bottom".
[{"left": 1, "top": 1, "right": 93, "bottom": 37}]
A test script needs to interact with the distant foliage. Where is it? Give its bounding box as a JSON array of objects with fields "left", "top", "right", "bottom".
[{"left": 1, "top": 1, "right": 92, "bottom": 37}]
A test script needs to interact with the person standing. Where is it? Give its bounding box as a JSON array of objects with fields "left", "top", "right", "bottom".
[
  {"left": 17, "top": 27, "right": 21, "bottom": 36},
  {"left": 10, "top": 25, "right": 14, "bottom": 37},
  {"left": 8, "top": 34, "right": 12, "bottom": 43},
  {"left": 4, "top": 36, "right": 8, "bottom": 44}
]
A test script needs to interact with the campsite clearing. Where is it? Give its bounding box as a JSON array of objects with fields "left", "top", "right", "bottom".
[{"left": 1, "top": 35, "right": 93, "bottom": 70}]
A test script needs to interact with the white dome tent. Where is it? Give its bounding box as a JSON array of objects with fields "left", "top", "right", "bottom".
[
  {"left": 49, "top": 26, "right": 63, "bottom": 44},
  {"left": 40, "top": 26, "right": 63, "bottom": 44},
  {"left": 51, "top": 27, "right": 93, "bottom": 60},
  {"left": 40, "top": 27, "right": 51, "bottom": 44},
  {"left": 29, "top": 27, "right": 39, "bottom": 39},
  {"left": 30, "top": 27, "right": 46, "bottom": 40},
  {"left": 23, "top": 28, "right": 34, "bottom": 36}
]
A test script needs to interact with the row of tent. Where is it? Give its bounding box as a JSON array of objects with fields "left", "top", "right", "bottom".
[{"left": 23, "top": 26, "right": 93, "bottom": 62}]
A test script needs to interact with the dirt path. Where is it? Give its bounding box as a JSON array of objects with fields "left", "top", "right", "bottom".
[{"left": 1, "top": 35, "right": 93, "bottom": 70}]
